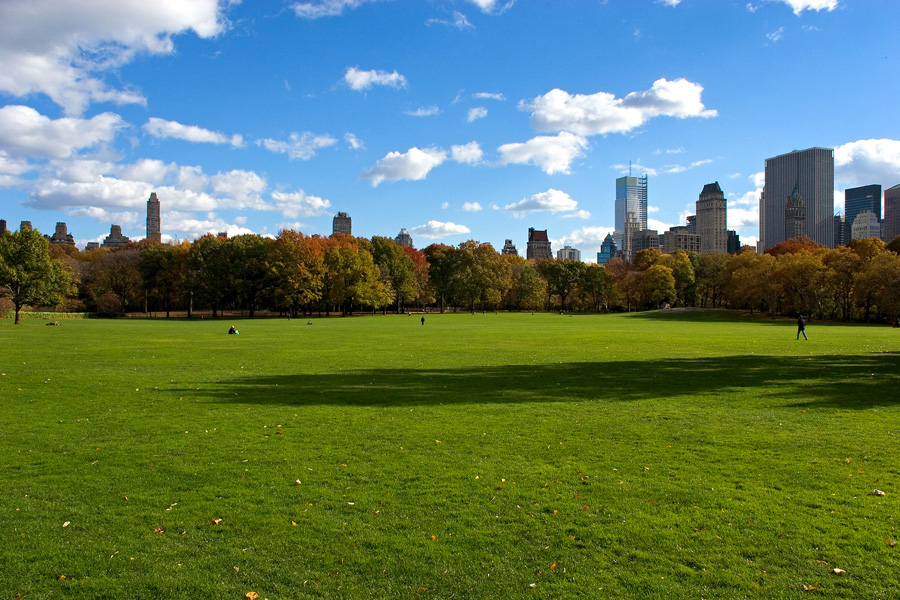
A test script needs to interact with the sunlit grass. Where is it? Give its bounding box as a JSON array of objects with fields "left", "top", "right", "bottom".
[{"left": 1, "top": 311, "right": 898, "bottom": 598}]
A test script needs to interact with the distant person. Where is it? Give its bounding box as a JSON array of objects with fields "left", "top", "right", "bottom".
[
  {"left": 421, "top": 316, "right": 425, "bottom": 326},
  {"left": 893, "top": 319, "right": 899, "bottom": 328},
  {"left": 228, "top": 325, "right": 239, "bottom": 335},
  {"left": 796, "top": 315, "right": 807, "bottom": 340}
]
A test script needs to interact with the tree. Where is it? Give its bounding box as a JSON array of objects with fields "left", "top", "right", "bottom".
[
  {"left": 578, "top": 264, "right": 614, "bottom": 313},
  {"left": 658, "top": 251, "right": 695, "bottom": 307},
  {"left": 0, "top": 228, "right": 73, "bottom": 324},
  {"left": 190, "top": 235, "right": 230, "bottom": 317},
  {"left": 453, "top": 241, "right": 511, "bottom": 311},
  {"left": 423, "top": 244, "right": 460, "bottom": 313},
  {"left": 371, "top": 236, "right": 415, "bottom": 313},
  {"left": 88, "top": 247, "right": 143, "bottom": 314},
  {"left": 606, "top": 258, "right": 642, "bottom": 312},
  {"left": 695, "top": 251, "right": 729, "bottom": 308},
  {"left": 537, "top": 259, "right": 585, "bottom": 310},
  {"left": 268, "top": 230, "right": 323, "bottom": 317},
  {"left": 858, "top": 251, "right": 900, "bottom": 320},
  {"left": 822, "top": 246, "right": 861, "bottom": 321},
  {"left": 228, "top": 234, "right": 273, "bottom": 318},
  {"left": 642, "top": 264, "right": 676, "bottom": 308}
]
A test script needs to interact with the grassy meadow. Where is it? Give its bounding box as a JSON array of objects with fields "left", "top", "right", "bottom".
[{"left": 1, "top": 310, "right": 898, "bottom": 599}]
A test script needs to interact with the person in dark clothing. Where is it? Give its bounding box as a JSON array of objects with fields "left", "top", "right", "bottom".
[
  {"left": 797, "top": 315, "right": 807, "bottom": 340},
  {"left": 421, "top": 316, "right": 425, "bottom": 326}
]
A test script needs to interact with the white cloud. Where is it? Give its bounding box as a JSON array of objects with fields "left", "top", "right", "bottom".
[
  {"left": 648, "top": 205, "right": 661, "bottom": 213},
  {"left": 162, "top": 210, "right": 255, "bottom": 241},
  {"left": 258, "top": 132, "right": 338, "bottom": 160},
  {"left": 834, "top": 139, "right": 900, "bottom": 188},
  {"left": 271, "top": 190, "right": 332, "bottom": 219},
  {"left": 0, "top": 105, "right": 124, "bottom": 159},
  {"left": 344, "top": 133, "right": 365, "bottom": 150},
  {"left": 406, "top": 105, "right": 441, "bottom": 117},
  {"left": 648, "top": 217, "right": 676, "bottom": 232},
  {"left": 498, "top": 132, "right": 588, "bottom": 175},
  {"left": 144, "top": 118, "right": 243, "bottom": 147},
  {"left": 426, "top": 11, "right": 473, "bottom": 30},
  {"left": 0, "top": 0, "right": 224, "bottom": 115},
  {"left": 521, "top": 78, "right": 717, "bottom": 137},
  {"left": 463, "top": 201, "right": 483, "bottom": 212},
  {"left": 344, "top": 66, "right": 407, "bottom": 91},
  {"left": 780, "top": 0, "right": 838, "bottom": 15},
  {"left": 561, "top": 209, "right": 591, "bottom": 220},
  {"left": 0, "top": 150, "right": 33, "bottom": 177},
  {"left": 69, "top": 206, "right": 141, "bottom": 228},
  {"left": 504, "top": 188, "right": 578, "bottom": 217},
  {"left": 467, "top": 0, "right": 517, "bottom": 14},
  {"left": 474, "top": 92, "right": 505, "bottom": 101},
  {"left": 659, "top": 0, "right": 682, "bottom": 5},
  {"left": 210, "top": 170, "right": 268, "bottom": 207},
  {"left": 441, "top": 202, "right": 449, "bottom": 209},
  {"left": 467, "top": 107, "right": 488, "bottom": 122},
  {"left": 767, "top": 27, "right": 785, "bottom": 42},
  {"left": 361, "top": 147, "right": 447, "bottom": 186},
  {"left": 553, "top": 226, "right": 615, "bottom": 251},
  {"left": 664, "top": 159, "right": 713, "bottom": 174},
  {"left": 451, "top": 141, "right": 483, "bottom": 164},
  {"left": 611, "top": 162, "right": 658, "bottom": 177},
  {"left": 410, "top": 220, "right": 471, "bottom": 239},
  {"left": 292, "top": 0, "right": 372, "bottom": 18}
]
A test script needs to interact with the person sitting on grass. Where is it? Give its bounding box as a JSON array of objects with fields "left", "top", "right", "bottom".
[{"left": 228, "top": 325, "right": 239, "bottom": 335}]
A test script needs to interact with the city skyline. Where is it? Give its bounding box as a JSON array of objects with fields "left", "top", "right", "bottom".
[{"left": 0, "top": 0, "right": 898, "bottom": 260}]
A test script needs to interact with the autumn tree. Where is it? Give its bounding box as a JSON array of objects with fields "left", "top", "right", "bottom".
[
  {"left": 87, "top": 247, "right": 143, "bottom": 314},
  {"left": 537, "top": 259, "right": 586, "bottom": 311},
  {"left": 0, "top": 227, "right": 73, "bottom": 323},
  {"left": 371, "top": 236, "right": 415, "bottom": 313},
  {"left": 578, "top": 263, "right": 614, "bottom": 313},
  {"left": 657, "top": 251, "right": 695, "bottom": 307},
  {"left": 501, "top": 254, "right": 546, "bottom": 312},
  {"left": 423, "top": 244, "right": 460, "bottom": 313},
  {"left": 189, "top": 235, "right": 231, "bottom": 317},
  {"left": 642, "top": 264, "right": 676, "bottom": 308},
  {"left": 694, "top": 251, "right": 729, "bottom": 308},
  {"left": 453, "top": 241, "right": 511, "bottom": 310},
  {"left": 268, "top": 230, "right": 323, "bottom": 317}
]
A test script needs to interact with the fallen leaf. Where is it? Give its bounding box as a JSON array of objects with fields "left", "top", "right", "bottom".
[
  {"left": 528, "top": 583, "right": 536, "bottom": 588},
  {"left": 211, "top": 519, "right": 222, "bottom": 525},
  {"left": 291, "top": 521, "right": 298, "bottom": 526},
  {"left": 62, "top": 521, "right": 70, "bottom": 528},
  {"left": 153, "top": 527, "right": 164, "bottom": 534},
  {"left": 832, "top": 568, "right": 845, "bottom": 575},
  {"left": 417, "top": 587, "right": 427, "bottom": 593},
  {"left": 873, "top": 489, "right": 886, "bottom": 496},
  {"left": 550, "top": 563, "right": 557, "bottom": 569},
  {"left": 58, "top": 575, "right": 66, "bottom": 580},
  {"left": 803, "top": 583, "right": 818, "bottom": 591},
  {"left": 233, "top": 566, "right": 239, "bottom": 572},
  {"left": 245, "top": 593, "right": 259, "bottom": 600},
  {"left": 294, "top": 479, "right": 302, "bottom": 485},
  {"left": 886, "top": 539, "right": 897, "bottom": 547}
]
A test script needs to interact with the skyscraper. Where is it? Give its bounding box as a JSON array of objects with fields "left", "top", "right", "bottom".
[
  {"left": 332, "top": 212, "right": 352, "bottom": 235},
  {"left": 614, "top": 175, "right": 647, "bottom": 250},
  {"left": 501, "top": 239, "right": 518, "bottom": 256},
  {"left": 146, "top": 192, "right": 161, "bottom": 243},
  {"left": 526, "top": 228, "right": 552, "bottom": 260},
  {"left": 844, "top": 184, "right": 882, "bottom": 233},
  {"left": 759, "top": 147, "right": 834, "bottom": 250},
  {"left": 696, "top": 182, "right": 727, "bottom": 253},
  {"left": 883, "top": 185, "right": 900, "bottom": 243},
  {"left": 394, "top": 228, "right": 413, "bottom": 247}
]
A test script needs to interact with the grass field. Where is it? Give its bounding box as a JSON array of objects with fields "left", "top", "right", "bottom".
[{"left": 1, "top": 310, "right": 898, "bottom": 599}]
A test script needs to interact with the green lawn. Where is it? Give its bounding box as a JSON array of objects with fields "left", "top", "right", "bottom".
[{"left": 1, "top": 311, "right": 898, "bottom": 599}]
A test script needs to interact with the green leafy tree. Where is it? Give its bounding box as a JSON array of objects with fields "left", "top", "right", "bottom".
[
  {"left": 695, "top": 251, "right": 729, "bottom": 308},
  {"left": 642, "top": 264, "right": 676, "bottom": 308},
  {"left": 578, "top": 263, "right": 614, "bottom": 313},
  {"left": 423, "top": 243, "right": 461, "bottom": 313},
  {"left": 453, "top": 241, "right": 511, "bottom": 311},
  {"left": 189, "top": 235, "right": 231, "bottom": 318},
  {"left": 371, "top": 236, "right": 415, "bottom": 313},
  {"left": 537, "top": 259, "right": 586, "bottom": 310},
  {"left": 658, "top": 251, "right": 695, "bottom": 307},
  {"left": 228, "top": 234, "right": 273, "bottom": 318},
  {"left": 268, "top": 230, "right": 324, "bottom": 317},
  {"left": 0, "top": 228, "right": 73, "bottom": 324}
]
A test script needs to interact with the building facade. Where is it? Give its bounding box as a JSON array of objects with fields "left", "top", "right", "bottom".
[
  {"left": 146, "top": 192, "right": 162, "bottom": 243},
  {"left": 661, "top": 226, "right": 701, "bottom": 254},
  {"left": 696, "top": 182, "right": 727, "bottom": 253},
  {"left": 844, "top": 185, "right": 881, "bottom": 234},
  {"left": 833, "top": 214, "right": 848, "bottom": 247},
  {"left": 47, "top": 222, "right": 75, "bottom": 246},
  {"left": 332, "top": 212, "right": 352, "bottom": 235},
  {"left": 597, "top": 234, "right": 617, "bottom": 265},
  {"left": 614, "top": 175, "right": 647, "bottom": 251},
  {"left": 526, "top": 227, "right": 552, "bottom": 260},
  {"left": 759, "top": 147, "right": 834, "bottom": 250},
  {"left": 101, "top": 224, "right": 131, "bottom": 249},
  {"left": 556, "top": 246, "right": 581, "bottom": 261},
  {"left": 850, "top": 210, "right": 881, "bottom": 240},
  {"left": 394, "top": 228, "right": 413, "bottom": 247},
  {"left": 501, "top": 239, "right": 518, "bottom": 256},
  {"left": 784, "top": 185, "right": 806, "bottom": 241},
  {"left": 884, "top": 184, "right": 900, "bottom": 243},
  {"left": 631, "top": 229, "right": 660, "bottom": 257},
  {"left": 727, "top": 230, "right": 741, "bottom": 254}
]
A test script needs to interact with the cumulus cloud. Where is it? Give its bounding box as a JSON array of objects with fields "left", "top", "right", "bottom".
[
  {"left": 344, "top": 66, "right": 407, "bottom": 91},
  {"left": 463, "top": 201, "right": 482, "bottom": 212},
  {"left": 0, "top": 0, "right": 224, "bottom": 115},
  {"left": 258, "top": 132, "right": 338, "bottom": 160},
  {"left": 406, "top": 106, "right": 441, "bottom": 117},
  {"left": 521, "top": 78, "right": 717, "bottom": 137},
  {"left": 361, "top": 147, "right": 447, "bottom": 186},
  {"left": 553, "top": 226, "right": 616, "bottom": 252},
  {"left": 504, "top": 188, "right": 579, "bottom": 217},
  {"left": 834, "top": 139, "right": 900, "bottom": 188},
  {"left": 561, "top": 210, "right": 592, "bottom": 220},
  {"left": 410, "top": 220, "right": 471, "bottom": 239},
  {"left": 780, "top": 0, "right": 838, "bottom": 15},
  {"left": 271, "top": 190, "right": 332, "bottom": 219},
  {"left": 0, "top": 105, "right": 124, "bottom": 159},
  {"left": 498, "top": 132, "right": 588, "bottom": 175},
  {"left": 144, "top": 118, "right": 243, "bottom": 147},
  {"left": 467, "top": 107, "right": 488, "bottom": 122},
  {"left": 451, "top": 141, "right": 483, "bottom": 164},
  {"left": 648, "top": 217, "right": 677, "bottom": 232}
]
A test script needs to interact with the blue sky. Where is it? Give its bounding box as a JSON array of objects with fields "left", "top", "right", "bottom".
[{"left": 0, "top": 0, "right": 898, "bottom": 258}]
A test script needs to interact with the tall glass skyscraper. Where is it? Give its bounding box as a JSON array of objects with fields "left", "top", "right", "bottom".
[
  {"left": 614, "top": 175, "right": 647, "bottom": 250},
  {"left": 844, "top": 184, "right": 882, "bottom": 232},
  {"left": 759, "top": 147, "right": 834, "bottom": 250}
]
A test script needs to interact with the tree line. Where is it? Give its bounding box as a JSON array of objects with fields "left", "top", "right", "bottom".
[{"left": 2, "top": 227, "right": 900, "bottom": 323}]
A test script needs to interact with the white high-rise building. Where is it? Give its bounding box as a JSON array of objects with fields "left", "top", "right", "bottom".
[{"left": 696, "top": 182, "right": 727, "bottom": 253}]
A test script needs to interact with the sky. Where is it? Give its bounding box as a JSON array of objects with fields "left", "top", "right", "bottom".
[{"left": 0, "top": 0, "right": 898, "bottom": 259}]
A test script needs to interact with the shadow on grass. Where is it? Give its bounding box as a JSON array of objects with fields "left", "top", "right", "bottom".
[{"left": 190, "top": 352, "right": 900, "bottom": 410}]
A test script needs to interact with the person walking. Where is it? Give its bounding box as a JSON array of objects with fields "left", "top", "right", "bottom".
[{"left": 797, "top": 315, "right": 807, "bottom": 340}]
